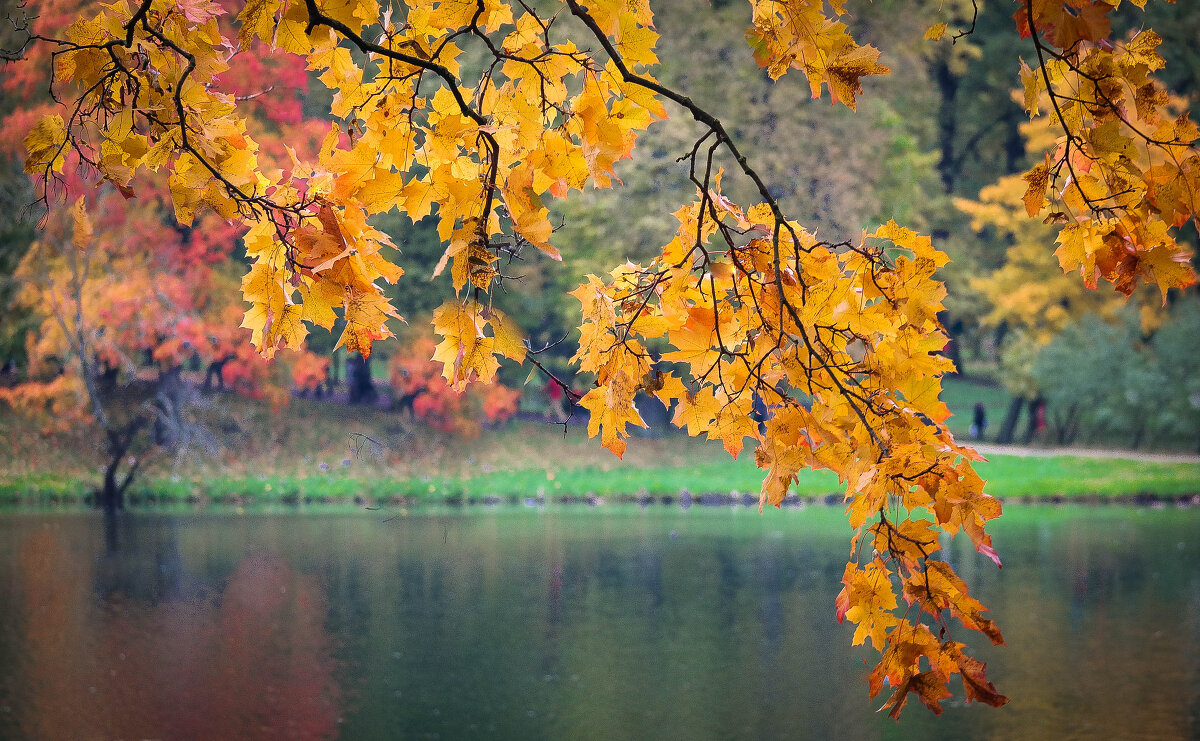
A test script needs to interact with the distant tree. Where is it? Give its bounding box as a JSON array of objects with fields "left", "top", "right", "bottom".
[
  {"left": 1152, "top": 299, "right": 1200, "bottom": 451},
  {"left": 1033, "top": 302, "right": 1200, "bottom": 450},
  {"left": 0, "top": 0, "right": 332, "bottom": 508},
  {"left": 390, "top": 333, "right": 521, "bottom": 436}
]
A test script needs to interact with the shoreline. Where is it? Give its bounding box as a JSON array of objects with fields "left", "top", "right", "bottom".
[{"left": 3, "top": 487, "right": 1199, "bottom": 510}]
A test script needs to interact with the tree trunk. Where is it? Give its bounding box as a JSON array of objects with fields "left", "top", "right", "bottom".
[
  {"left": 96, "top": 420, "right": 144, "bottom": 512},
  {"left": 1130, "top": 422, "right": 1145, "bottom": 450},
  {"left": 347, "top": 353, "right": 377, "bottom": 404},
  {"left": 997, "top": 396, "right": 1025, "bottom": 444},
  {"left": 153, "top": 367, "right": 185, "bottom": 446},
  {"left": 933, "top": 59, "right": 960, "bottom": 193},
  {"left": 99, "top": 459, "right": 122, "bottom": 512},
  {"left": 938, "top": 312, "right": 964, "bottom": 378},
  {"left": 1054, "top": 403, "right": 1079, "bottom": 445},
  {"left": 203, "top": 356, "right": 230, "bottom": 391},
  {"left": 1022, "top": 397, "right": 1044, "bottom": 444}
]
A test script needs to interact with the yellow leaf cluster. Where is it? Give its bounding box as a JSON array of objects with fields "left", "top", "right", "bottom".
[
  {"left": 746, "top": 0, "right": 889, "bottom": 110},
  {"left": 1016, "top": 18, "right": 1196, "bottom": 301},
  {"left": 431, "top": 300, "right": 525, "bottom": 391}
]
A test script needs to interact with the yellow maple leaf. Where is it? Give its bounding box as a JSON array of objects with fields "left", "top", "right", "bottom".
[
  {"left": 836, "top": 559, "right": 900, "bottom": 651},
  {"left": 24, "top": 115, "right": 67, "bottom": 176},
  {"left": 336, "top": 287, "right": 400, "bottom": 358},
  {"left": 242, "top": 302, "right": 306, "bottom": 359},
  {"left": 297, "top": 279, "right": 343, "bottom": 330},
  {"left": 1139, "top": 242, "right": 1196, "bottom": 302},
  {"left": 237, "top": 0, "right": 281, "bottom": 49},
  {"left": 502, "top": 162, "right": 559, "bottom": 259},
  {"left": 1021, "top": 155, "right": 1050, "bottom": 217},
  {"left": 431, "top": 300, "right": 502, "bottom": 389},
  {"left": 578, "top": 371, "right": 646, "bottom": 459},
  {"left": 487, "top": 307, "right": 527, "bottom": 362},
  {"left": 71, "top": 197, "right": 92, "bottom": 249}
]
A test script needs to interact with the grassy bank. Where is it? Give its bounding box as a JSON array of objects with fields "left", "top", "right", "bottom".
[
  {"left": 3, "top": 385, "right": 1199, "bottom": 508},
  {"left": 4, "top": 457, "right": 1199, "bottom": 508}
]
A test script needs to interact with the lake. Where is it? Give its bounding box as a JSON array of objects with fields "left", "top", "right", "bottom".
[{"left": 0, "top": 505, "right": 1197, "bottom": 739}]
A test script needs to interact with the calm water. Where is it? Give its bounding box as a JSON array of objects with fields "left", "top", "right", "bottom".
[{"left": 0, "top": 505, "right": 1197, "bottom": 740}]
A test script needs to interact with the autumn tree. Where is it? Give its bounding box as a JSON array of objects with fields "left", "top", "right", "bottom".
[
  {"left": 8, "top": 0, "right": 1197, "bottom": 716},
  {"left": 0, "top": 179, "right": 337, "bottom": 509},
  {"left": 0, "top": 0, "right": 336, "bottom": 509}
]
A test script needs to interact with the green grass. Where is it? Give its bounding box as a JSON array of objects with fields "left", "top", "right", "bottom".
[
  {"left": 2, "top": 388, "right": 1197, "bottom": 508},
  {"left": 965, "top": 455, "right": 1200, "bottom": 498},
  {"left": 3, "top": 448, "right": 1196, "bottom": 507}
]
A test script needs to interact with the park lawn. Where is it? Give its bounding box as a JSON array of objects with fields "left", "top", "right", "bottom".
[
  {"left": 2, "top": 397, "right": 1198, "bottom": 505},
  {"left": 967, "top": 454, "right": 1200, "bottom": 498}
]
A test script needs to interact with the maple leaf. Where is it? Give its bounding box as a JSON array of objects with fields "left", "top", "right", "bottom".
[
  {"left": 237, "top": 0, "right": 282, "bottom": 50},
  {"left": 706, "top": 394, "right": 759, "bottom": 459},
  {"left": 502, "top": 162, "right": 560, "bottom": 260},
  {"left": 1022, "top": 155, "right": 1050, "bottom": 217},
  {"left": 242, "top": 302, "right": 307, "bottom": 360},
  {"left": 336, "top": 287, "right": 401, "bottom": 359},
  {"left": 661, "top": 306, "right": 723, "bottom": 374},
  {"left": 24, "top": 115, "right": 67, "bottom": 175},
  {"left": 1139, "top": 243, "right": 1196, "bottom": 302},
  {"left": 671, "top": 386, "right": 717, "bottom": 438},
  {"left": 486, "top": 307, "right": 526, "bottom": 363},
  {"left": 824, "top": 45, "right": 890, "bottom": 112},
  {"left": 873, "top": 517, "right": 940, "bottom": 571},
  {"left": 945, "top": 643, "right": 1009, "bottom": 708},
  {"left": 430, "top": 300, "right": 511, "bottom": 389},
  {"left": 71, "top": 196, "right": 92, "bottom": 249},
  {"left": 836, "top": 559, "right": 900, "bottom": 651},
  {"left": 175, "top": 0, "right": 225, "bottom": 24},
  {"left": 924, "top": 23, "right": 947, "bottom": 41},
  {"left": 904, "top": 560, "right": 1004, "bottom": 646},
  {"left": 884, "top": 671, "right": 954, "bottom": 719},
  {"left": 578, "top": 371, "right": 646, "bottom": 458}
]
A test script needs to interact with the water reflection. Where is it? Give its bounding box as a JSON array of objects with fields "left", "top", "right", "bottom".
[
  {"left": 5, "top": 523, "right": 340, "bottom": 739},
  {"left": 0, "top": 507, "right": 1196, "bottom": 740}
]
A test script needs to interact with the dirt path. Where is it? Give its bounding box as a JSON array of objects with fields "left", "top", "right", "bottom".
[{"left": 972, "top": 443, "right": 1200, "bottom": 465}]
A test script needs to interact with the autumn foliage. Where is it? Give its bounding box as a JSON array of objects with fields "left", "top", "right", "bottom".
[
  {"left": 1015, "top": 6, "right": 1196, "bottom": 300},
  {"left": 10, "top": 0, "right": 1198, "bottom": 717},
  {"left": 390, "top": 335, "right": 521, "bottom": 436}
]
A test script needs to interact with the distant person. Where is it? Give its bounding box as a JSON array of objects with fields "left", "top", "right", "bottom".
[{"left": 971, "top": 402, "right": 987, "bottom": 440}]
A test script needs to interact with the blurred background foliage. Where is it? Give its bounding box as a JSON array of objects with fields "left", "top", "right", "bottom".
[{"left": 1, "top": 0, "right": 1197, "bottom": 450}]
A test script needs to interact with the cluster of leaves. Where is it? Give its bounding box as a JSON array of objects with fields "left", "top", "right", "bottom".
[
  {"left": 0, "top": 373, "right": 89, "bottom": 434},
  {"left": 389, "top": 334, "right": 520, "bottom": 436},
  {"left": 573, "top": 204, "right": 1006, "bottom": 715},
  {"left": 1016, "top": 0, "right": 1196, "bottom": 299},
  {"left": 1033, "top": 299, "right": 1200, "bottom": 449},
  {"left": 14, "top": 0, "right": 1199, "bottom": 716},
  {"left": 957, "top": 102, "right": 1178, "bottom": 405}
]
